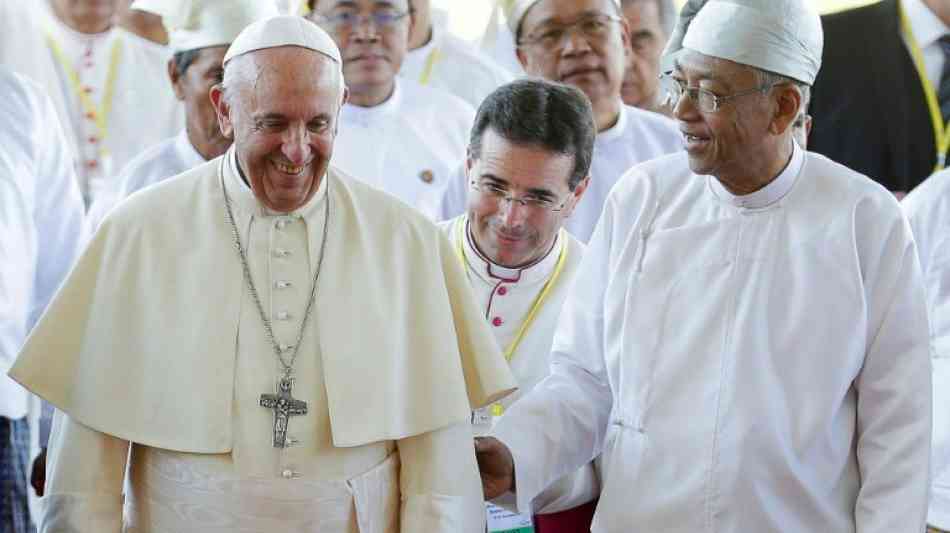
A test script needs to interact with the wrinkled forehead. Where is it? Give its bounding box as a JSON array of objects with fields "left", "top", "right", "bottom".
[
  {"left": 312, "top": 0, "right": 409, "bottom": 12},
  {"left": 673, "top": 48, "right": 758, "bottom": 86},
  {"left": 522, "top": 0, "right": 620, "bottom": 29},
  {"left": 227, "top": 46, "right": 345, "bottom": 102}
]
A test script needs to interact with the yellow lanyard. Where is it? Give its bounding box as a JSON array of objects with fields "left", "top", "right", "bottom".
[
  {"left": 454, "top": 216, "right": 569, "bottom": 363},
  {"left": 46, "top": 32, "right": 123, "bottom": 152},
  {"left": 900, "top": 1, "right": 950, "bottom": 171},
  {"left": 418, "top": 46, "right": 442, "bottom": 86}
]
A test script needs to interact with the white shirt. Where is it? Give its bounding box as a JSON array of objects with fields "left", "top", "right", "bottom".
[
  {"left": 439, "top": 104, "right": 683, "bottom": 242},
  {"left": 400, "top": 8, "right": 514, "bottom": 110},
  {"left": 35, "top": 0, "right": 184, "bottom": 206},
  {"left": 904, "top": 0, "right": 950, "bottom": 89},
  {"left": 0, "top": 69, "right": 85, "bottom": 419},
  {"left": 902, "top": 170, "right": 950, "bottom": 529},
  {"left": 87, "top": 130, "right": 207, "bottom": 230},
  {"left": 333, "top": 79, "right": 474, "bottom": 218},
  {"left": 493, "top": 145, "right": 933, "bottom": 532},
  {"left": 439, "top": 216, "right": 594, "bottom": 514}
]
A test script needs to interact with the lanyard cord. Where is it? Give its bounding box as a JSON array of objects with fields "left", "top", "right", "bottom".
[
  {"left": 899, "top": 2, "right": 950, "bottom": 171},
  {"left": 418, "top": 46, "right": 442, "bottom": 86},
  {"left": 454, "top": 216, "right": 568, "bottom": 362},
  {"left": 46, "top": 32, "right": 123, "bottom": 153}
]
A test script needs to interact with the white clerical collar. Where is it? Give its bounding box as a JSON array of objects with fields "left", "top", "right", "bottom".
[
  {"left": 708, "top": 141, "right": 804, "bottom": 209},
  {"left": 593, "top": 102, "right": 629, "bottom": 144},
  {"left": 341, "top": 79, "right": 402, "bottom": 125},
  {"left": 175, "top": 130, "right": 210, "bottom": 167},
  {"left": 221, "top": 146, "right": 327, "bottom": 220},
  {"left": 458, "top": 216, "right": 563, "bottom": 286},
  {"left": 904, "top": 0, "right": 949, "bottom": 50}
]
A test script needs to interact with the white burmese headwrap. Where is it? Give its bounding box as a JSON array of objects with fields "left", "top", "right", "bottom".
[
  {"left": 222, "top": 14, "right": 342, "bottom": 67},
  {"left": 505, "top": 0, "right": 621, "bottom": 37},
  {"left": 660, "top": 0, "right": 823, "bottom": 85},
  {"left": 130, "top": 0, "right": 280, "bottom": 53}
]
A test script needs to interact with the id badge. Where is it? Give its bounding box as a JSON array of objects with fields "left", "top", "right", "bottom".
[{"left": 486, "top": 502, "right": 534, "bottom": 533}]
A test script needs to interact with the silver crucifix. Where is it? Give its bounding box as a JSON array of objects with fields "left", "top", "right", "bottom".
[{"left": 260, "top": 376, "right": 308, "bottom": 448}]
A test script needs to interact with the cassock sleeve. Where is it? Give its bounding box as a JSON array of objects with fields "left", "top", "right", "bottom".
[
  {"left": 396, "top": 420, "right": 485, "bottom": 533},
  {"left": 491, "top": 190, "right": 618, "bottom": 514},
  {"left": 40, "top": 411, "right": 129, "bottom": 533},
  {"left": 853, "top": 199, "right": 933, "bottom": 533}
]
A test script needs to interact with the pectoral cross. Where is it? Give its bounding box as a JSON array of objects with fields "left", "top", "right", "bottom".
[{"left": 260, "top": 376, "right": 308, "bottom": 448}]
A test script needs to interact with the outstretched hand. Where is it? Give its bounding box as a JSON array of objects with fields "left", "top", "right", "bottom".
[{"left": 474, "top": 436, "right": 515, "bottom": 500}]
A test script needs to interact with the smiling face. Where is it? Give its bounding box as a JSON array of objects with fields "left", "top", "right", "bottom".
[
  {"left": 516, "top": 0, "right": 629, "bottom": 109},
  {"left": 170, "top": 46, "right": 230, "bottom": 161},
  {"left": 310, "top": 0, "right": 411, "bottom": 102},
  {"left": 467, "top": 129, "right": 587, "bottom": 268},
  {"left": 211, "top": 47, "right": 347, "bottom": 213},
  {"left": 671, "top": 49, "right": 798, "bottom": 192}
]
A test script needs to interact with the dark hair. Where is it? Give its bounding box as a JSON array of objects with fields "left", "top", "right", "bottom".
[
  {"left": 172, "top": 48, "right": 202, "bottom": 76},
  {"left": 469, "top": 78, "right": 596, "bottom": 190}
]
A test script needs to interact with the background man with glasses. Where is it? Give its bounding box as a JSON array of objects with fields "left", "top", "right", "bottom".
[
  {"left": 619, "top": 0, "right": 677, "bottom": 115},
  {"left": 439, "top": 0, "right": 681, "bottom": 243},
  {"left": 474, "top": 0, "right": 933, "bottom": 531},
  {"left": 307, "top": 0, "right": 475, "bottom": 218},
  {"left": 440, "top": 78, "right": 597, "bottom": 533}
]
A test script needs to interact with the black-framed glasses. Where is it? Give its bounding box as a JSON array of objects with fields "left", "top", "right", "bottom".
[
  {"left": 659, "top": 73, "right": 777, "bottom": 113},
  {"left": 470, "top": 180, "right": 571, "bottom": 212},
  {"left": 312, "top": 10, "right": 409, "bottom": 32},
  {"left": 518, "top": 13, "right": 624, "bottom": 51}
]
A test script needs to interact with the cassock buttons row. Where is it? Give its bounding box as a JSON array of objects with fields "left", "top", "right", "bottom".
[{"left": 492, "top": 317, "right": 504, "bottom": 327}]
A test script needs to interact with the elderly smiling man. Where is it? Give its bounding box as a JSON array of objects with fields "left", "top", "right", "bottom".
[
  {"left": 474, "top": 0, "right": 934, "bottom": 532},
  {"left": 10, "top": 15, "right": 514, "bottom": 533}
]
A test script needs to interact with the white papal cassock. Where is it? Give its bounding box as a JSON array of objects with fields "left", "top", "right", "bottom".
[
  {"left": 21, "top": 1, "right": 183, "bottom": 206},
  {"left": 10, "top": 149, "right": 516, "bottom": 532},
  {"left": 439, "top": 216, "right": 597, "bottom": 515},
  {"left": 87, "top": 130, "right": 207, "bottom": 229},
  {"left": 439, "top": 105, "right": 682, "bottom": 242},
  {"left": 902, "top": 169, "right": 950, "bottom": 531},
  {"left": 332, "top": 79, "right": 474, "bottom": 218},
  {"left": 400, "top": 8, "right": 514, "bottom": 110},
  {"left": 492, "top": 144, "right": 933, "bottom": 532}
]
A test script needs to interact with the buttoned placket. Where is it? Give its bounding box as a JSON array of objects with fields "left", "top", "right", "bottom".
[{"left": 268, "top": 212, "right": 311, "bottom": 479}]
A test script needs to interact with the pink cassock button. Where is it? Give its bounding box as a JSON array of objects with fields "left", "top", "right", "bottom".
[
  {"left": 497, "top": 286, "right": 508, "bottom": 296},
  {"left": 492, "top": 317, "right": 503, "bottom": 327}
]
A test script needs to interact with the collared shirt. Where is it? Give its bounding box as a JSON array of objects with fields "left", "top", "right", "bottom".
[
  {"left": 400, "top": 8, "right": 514, "bottom": 110},
  {"left": 0, "top": 69, "right": 85, "bottom": 419},
  {"left": 903, "top": 169, "right": 950, "bottom": 529},
  {"left": 87, "top": 130, "right": 208, "bottom": 230},
  {"left": 35, "top": 0, "right": 183, "bottom": 206},
  {"left": 904, "top": 0, "right": 950, "bottom": 89},
  {"left": 332, "top": 78, "right": 474, "bottom": 218},
  {"left": 438, "top": 104, "right": 682, "bottom": 242},
  {"left": 708, "top": 141, "right": 804, "bottom": 209}
]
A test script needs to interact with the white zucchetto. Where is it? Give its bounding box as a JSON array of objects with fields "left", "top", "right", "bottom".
[
  {"left": 130, "top": 0, "right": 280, "bottom": 53},
  {"left": 223, "top": 14, "right": 342, "bottom": 67},
  {"left": 661, "top": 0, "right": 823, "bottom": 85}
]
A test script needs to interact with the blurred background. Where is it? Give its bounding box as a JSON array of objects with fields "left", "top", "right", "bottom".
[{"left": 434, "top": 0, "right": 878, "bottom": 41}]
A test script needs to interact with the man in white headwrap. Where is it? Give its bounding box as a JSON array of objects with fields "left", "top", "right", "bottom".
[
  {"left": 10, "top": 15, "right": 515, "bottom": 532},
  {"left": 306, "top": 0, "right": 476, "bottom": 218},
  {"left": 400, "top": 0, "right": 514, "bottom": 110},
  {"left": 444, "top": 0, "right": 682, "bottom": 243},
  {"left": 474, "top": 1, "right": 934, "bottom": 532},
  {"left": 87, "top": 0, "right": 280, "bottom": 229}
]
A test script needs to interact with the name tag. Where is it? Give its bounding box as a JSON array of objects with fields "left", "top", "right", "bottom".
[{"left": 486, "top": 502, "right": 534, "bottom": 533}]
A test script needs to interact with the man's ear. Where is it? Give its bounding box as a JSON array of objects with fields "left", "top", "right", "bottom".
[
  {"left": 167, "top": 58, "right": 185, "bottom": 101},
  {"left": 770, "top": 84, "right": 802, "bottom": 136},
  {"left": 561, "top": 175, "right": 590, "bottom": 218},
  {"left": 209, "top": 84, "right": 234, "bottom": 140}
]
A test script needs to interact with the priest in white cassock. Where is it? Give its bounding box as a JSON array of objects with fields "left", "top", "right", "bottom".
[
  {"left": 903, "top": 171, "right": 950, "bottom": 533},
  {"left": 400, "top": 0, "right": 514, "bottom": 110},
  {"left": 441, "top": 0, "right": 682, "bottom": 242},
  {"left": 0, "top": 68, "right": 86, "bottom": 533},
  {"left": 10, "top": 15, "right": 516, "bottom": 533},
  {"left": 306, "top": 0, "right": 476, "bottom": 218},
  {"left": 474, "top": 1, "right": 934, "bottom": 532},
  {"left": 87, "top": 0, "right": 280, "bottom": 228},
  {"left": 441, "top": 78, "right": 602, "bottom": 533},
  {"left": 9, "top": 0, "right": 184, "bottom": 207}
]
